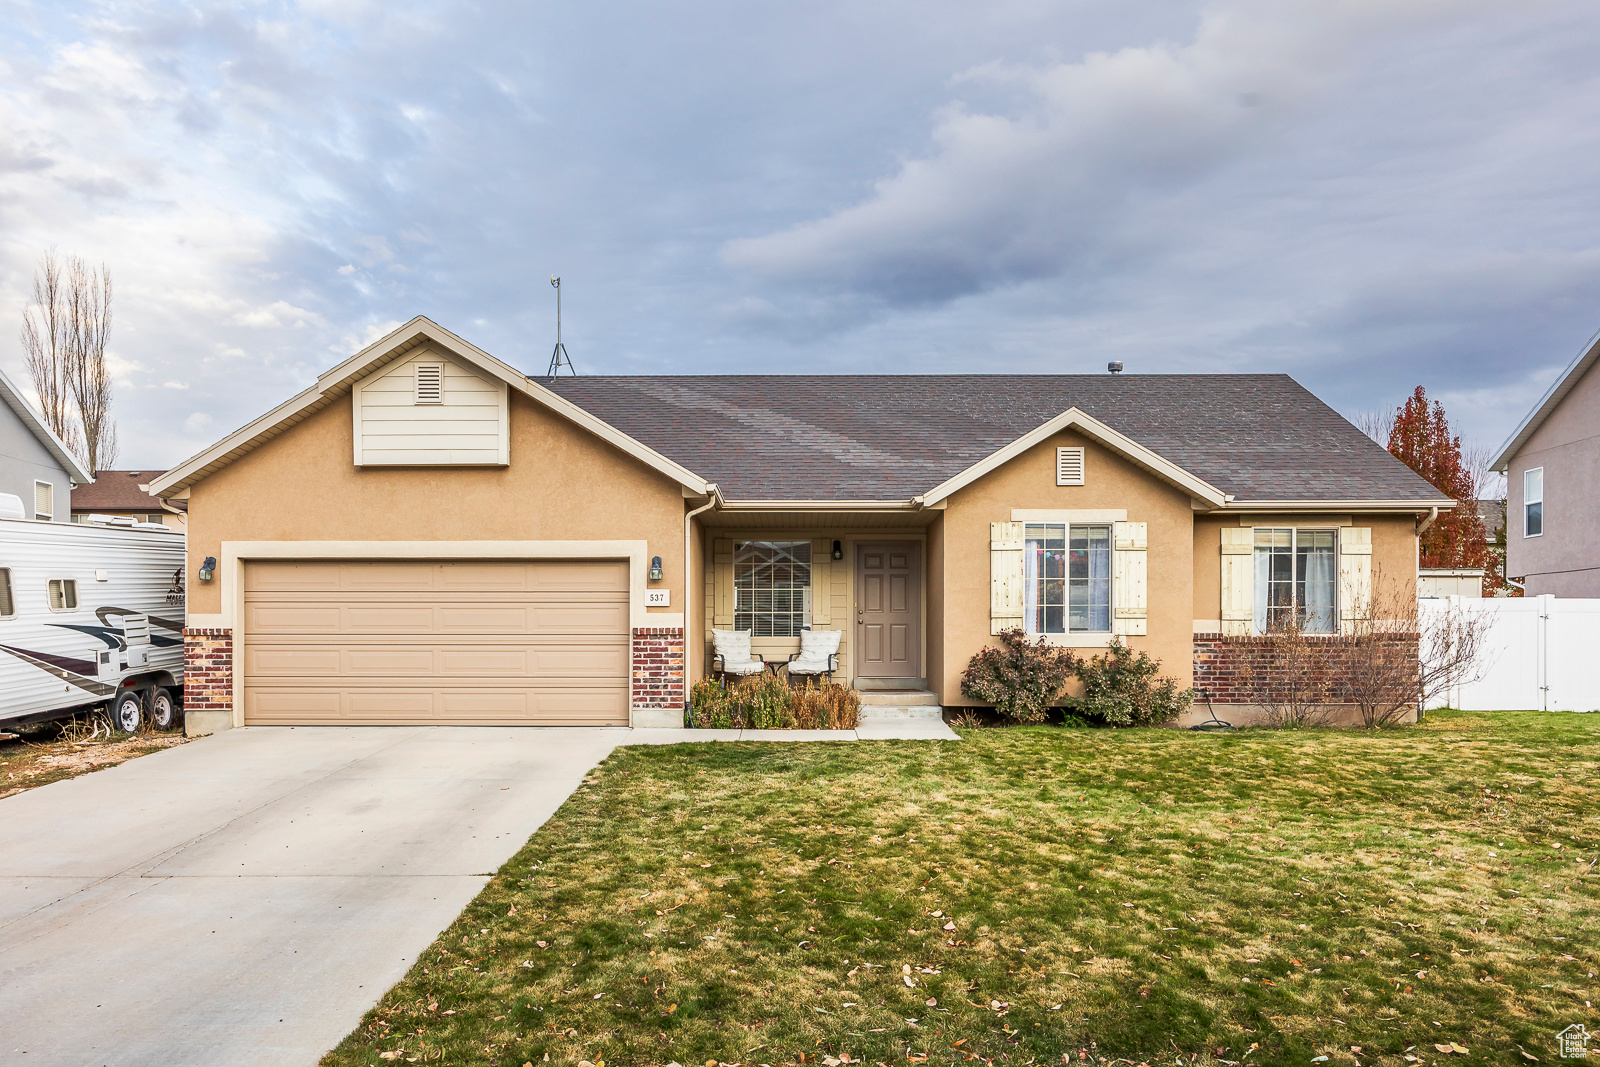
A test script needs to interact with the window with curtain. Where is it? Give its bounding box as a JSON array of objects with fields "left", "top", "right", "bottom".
[
  {"left": 1024, "top": 523, "right": 1111, "bottom": 634},
  {"left": 1253, "top": 528, "right": 1337, "bottom": 633},
  {"left": 733, "top": 541, "right": 811, "bottom": 636}
]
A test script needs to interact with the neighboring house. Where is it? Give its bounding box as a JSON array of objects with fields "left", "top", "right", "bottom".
[
  {"left": 149, "top": 317, "right": 1450, "bottom": 736},
  {"left": 0, "top": 365, "right": 93, "bottom": 521},
  {"left": 71, "top": 470, "right": 186, "bottom": 529},
  {"left": 1493, "top": 328, "right": 1600, "bottom": 596}
]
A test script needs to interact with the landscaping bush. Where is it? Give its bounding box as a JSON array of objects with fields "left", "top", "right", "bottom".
[
  {"left": 1071, "top": 637, "right": 1193, "bottom": 727},
  {"left": 959, "top": 629, "right": 1078, "bottom": 724},
  {"left": 688, "top": 674, "right": 860, "bottom": 729}
]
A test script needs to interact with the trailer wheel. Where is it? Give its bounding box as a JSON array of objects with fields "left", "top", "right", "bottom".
[
  {"left": 150, "top": 687, "right": 180, "bottom": 731},
  {"left": 110, "top": 690, "right": 144, "bottom": 734}
]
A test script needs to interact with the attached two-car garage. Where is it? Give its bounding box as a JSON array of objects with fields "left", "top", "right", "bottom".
[{"left": 240, "top": 559, "right": 630, "bottom": 726}]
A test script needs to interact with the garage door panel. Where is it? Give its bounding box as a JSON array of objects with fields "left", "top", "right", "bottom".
[{"left": 243, "top": 559, "right": 633, "bottom": 726}]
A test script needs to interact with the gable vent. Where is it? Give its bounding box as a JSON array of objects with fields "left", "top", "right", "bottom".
[
  {"left": 1056, "top": 447, "right": 1085, "bottom": 486},
  {"left": 414, "top": 363, "right": 444, "bottom": 405}
]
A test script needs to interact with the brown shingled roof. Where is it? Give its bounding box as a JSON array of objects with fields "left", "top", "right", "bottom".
[
  {"left": 71, "top": 470, "right": 166, "bottom": 512},
  {"left": 541, "top": 373, "right": 1451, "bottom": 504}
]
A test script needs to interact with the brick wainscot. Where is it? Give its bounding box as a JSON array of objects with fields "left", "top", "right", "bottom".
[
  {"left": 182, "top": 628, "right": 234, "bottom": 736},
  {"left": 1191, "top": 631, "right": 1421, "bottom": 726},
  {"left": 631, "top": 627, "right": 686, "bottom": 727}
]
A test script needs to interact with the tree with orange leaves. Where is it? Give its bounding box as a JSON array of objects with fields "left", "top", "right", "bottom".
[{"left": 1385, "top": 386, "right": 1492, "bottom": 580}]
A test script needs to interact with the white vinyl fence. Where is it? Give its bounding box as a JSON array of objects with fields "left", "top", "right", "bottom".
[{"left": 1422, "top": 595, "right": 1600, "bottom": 712}]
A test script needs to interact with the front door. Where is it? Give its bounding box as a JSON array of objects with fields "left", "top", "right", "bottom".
[{"left": 855, "top": 542, "right": 920, "bottom": 681}]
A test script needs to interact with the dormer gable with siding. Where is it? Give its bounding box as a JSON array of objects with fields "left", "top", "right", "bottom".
[{"left": 351, "top": 347, "right": 509, "bottom": 467}]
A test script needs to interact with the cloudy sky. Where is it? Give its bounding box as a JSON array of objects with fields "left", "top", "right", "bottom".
[{"left": 2, "top": 0, "right": 1597, "bottom": 471}]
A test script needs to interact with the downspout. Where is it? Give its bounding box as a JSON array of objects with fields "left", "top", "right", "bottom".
[
  {"left": 683, "top": 485, "right": 720, "bottom": 718},
  {"left": 1416, "top": 506, "right": 1440, "bottom": 538}
]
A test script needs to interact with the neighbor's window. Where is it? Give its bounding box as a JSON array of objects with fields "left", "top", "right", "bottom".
[
  {"left": 1524, "top": 467, "right": 1543, "bottom": 537},
  {"left": 48, "top": 578, "right": 78, "bottom": 611},
  {"left": 1254, "top": 528, "right": 1337, "bottom": 634},
  {"left": 34, "top": 481, "right": 53, "bottom": 521},
  {"left": 733, "top": 541, "right": 811, "bottom": 637},
  {"left": 0, "top": 569, "right": 13, "bottom": 617},
  {"left": 1024, "top": 523, "right": 1111, "bottom": 634}
]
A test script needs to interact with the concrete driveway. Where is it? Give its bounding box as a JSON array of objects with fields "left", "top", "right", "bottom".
[{"left": 0, "top": 720, "right": 952, "bottom": 1067}]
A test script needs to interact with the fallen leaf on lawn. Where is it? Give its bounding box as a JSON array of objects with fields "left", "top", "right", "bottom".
[
  {"left": 537, "top": 940, "right": 548, "bottom": 948},
  {"left": 508, "top": 905, "right": 517, "bottom": 916},
  {"left": 926, "top": 997, "right": 937, "bottom": 1006},
  {"left": 1450, "top": 1045, "right": 1469, "bottom": 1054},
  {"left": 380, "top": 1054, "right": 404, "bottom": 1062},
  {"left": 427, "top": 1003, "right": 437, "bottom": 1011},
  {"left": 667, "top": 1003, "right": 678, "bottom": 1014},
  {"left": 943, "top": 922, "right": 955, "bottom": 931},
  {"left": 903, "top": 976, "right": 915, "bottom": 987}
]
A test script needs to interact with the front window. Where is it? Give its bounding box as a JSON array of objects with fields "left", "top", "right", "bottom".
[
  {"left": 1524, "top": 467, "right": 1543, "bottom": 537},
  {"left": 734, "top": 541, "right": 811, "bottom": 636},
  {"left": 1254, "top": 528, "right": 1336, "bottom": 633},
  {"left": 1024, "top": 523, "right": 1111, "bottom": 634}
]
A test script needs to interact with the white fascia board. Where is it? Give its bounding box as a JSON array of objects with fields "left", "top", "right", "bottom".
[
  {"left": 148, "top": 383, "right": 323, "bottom": 497},
  {"left": 1224, "top": 499, "right": 1457, "bottom": 512},
  {"left": 0, "top": 365, "right": 93, "bottom": 484},
  {"left": 715, "top": 499, "right": 919, "bottom": 511},
  {"left": 918, "top": 407, "right": 1227, "bottom": 508},
  {"left": 150, "top": 315, "right": 711, "bottom": 498},
  {"left": 1490, "top": 325, "right": 1600, "bottom": 472}
]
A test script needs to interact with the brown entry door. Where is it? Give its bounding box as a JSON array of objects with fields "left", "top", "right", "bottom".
[{"left": 855, "top": 542, "right": 920, "bottom": 681}]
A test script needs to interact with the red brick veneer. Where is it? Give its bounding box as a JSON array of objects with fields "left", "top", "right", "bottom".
[
  {"left": 1193, "top": 631, "right": 1420, "bottom": 704},
  {"left": 183, "top": 628, "right": 233, "bottom": 715},
  {"left": 631, "top": 627, "right": 685, "bottom": 711}
]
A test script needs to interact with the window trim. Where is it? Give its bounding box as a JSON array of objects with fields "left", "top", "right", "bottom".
[
  {"left": 34, "top": 480, "right": 53, "bottom": 521},
  {"left": 1252, "top": 526, "right": 1339, "bottom": 635},
  {"left": 1524, "top": 466, "right": 1543, "bottom": 538},
  {"left": 47, "top": 577, "right": 78, "bottom": 613},
  {"left": 0, "top": 568, "right": 14, "bottom": 618},
  {"left": 1023, "top": 521, "right": 1113, "bottom": 635}
]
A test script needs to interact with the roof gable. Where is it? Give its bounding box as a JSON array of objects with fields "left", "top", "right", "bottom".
[
  {"left": 149, "top": 317, "right": 710, "bottom": 497},
  {"left": 0, "top": 365, "right": 93, "bottom": 485},
  {"left": 1492, "top": 325, "right": 1600, "bottom": 471}
]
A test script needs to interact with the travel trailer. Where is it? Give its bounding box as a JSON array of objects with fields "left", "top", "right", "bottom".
[{"left": 0, "top": 494, "right": 186, "bottom": 732}]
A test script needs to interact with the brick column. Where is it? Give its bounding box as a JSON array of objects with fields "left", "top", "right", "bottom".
[
  {"left": 182, "top": 628, "right": 234, "bottom": 735},
  {"left": 631, "top": 627, "right": 685, "bottom": 727}
]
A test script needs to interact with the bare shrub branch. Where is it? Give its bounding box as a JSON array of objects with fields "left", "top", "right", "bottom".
[{"left": 1247, "top": 611, "right": 1335, "bottom": 728}]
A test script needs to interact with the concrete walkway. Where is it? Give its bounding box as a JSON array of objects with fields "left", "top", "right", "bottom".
[{"left": 0, "top": 720, "right": 953, "bottom": 1067}]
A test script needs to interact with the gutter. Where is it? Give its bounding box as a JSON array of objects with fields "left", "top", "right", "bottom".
[
  {"left": 1416, "top": 506, "right": 1440, "bottom": 537},
  {"left": 683, "top": 486, "right": 720, "bottom": 715}
]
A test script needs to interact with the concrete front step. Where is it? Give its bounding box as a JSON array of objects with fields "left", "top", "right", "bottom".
[
  {"left": 855, "top": 689, "right": 940, "bottom": 706},
  {"left": 859, "top": 704, "right": 944, "bottom": 722}
]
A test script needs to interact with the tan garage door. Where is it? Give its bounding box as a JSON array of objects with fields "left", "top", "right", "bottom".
[{"left": 242, "top": 560, "right": 630, "bottom": 726}]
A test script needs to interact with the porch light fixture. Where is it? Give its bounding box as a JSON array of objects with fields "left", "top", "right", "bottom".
[
  {"left": 198, "top": 556, "right": 216, "bottom": 582},
  {"left": 649, "top": 556, "right": 664, "bottom": 581},
  {"left": 831, "top": 540, "right": 843, "bottom": 560}
]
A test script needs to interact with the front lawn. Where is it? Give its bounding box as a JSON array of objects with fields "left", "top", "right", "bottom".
[{"left": 323, "top": 711, "right": 1599, "bottom": 1067}]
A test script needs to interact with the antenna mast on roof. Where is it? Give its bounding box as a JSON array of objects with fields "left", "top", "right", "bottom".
[{"left": 546, "top": 276, "right": 576, "bottom": 377}]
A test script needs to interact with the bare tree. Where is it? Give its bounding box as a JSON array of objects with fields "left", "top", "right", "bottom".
[
  {"left": 1354, "top": 407, "right": 1395, "bottom": 446},
  {"left": 1343, "top": 566, "right": 1492, "bottom": 727},
  {"left": 19, "top": 250, "right": 80, "bottom": 457},
  {"left": 1249, "top": 611, "right": 1335, "bottom": 727},
  {"left": 65, "top": 257, "right": 116, "bottom": 472},
  {"left": 18, "top": 250, "right": 117, "bottom": 472}
]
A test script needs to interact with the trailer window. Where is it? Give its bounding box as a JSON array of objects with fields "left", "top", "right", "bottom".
[
  {"left": 0, "top": 569, "right": 13, "bottom": 617},
  {"left": 48, "top": 579, "right": 78, "bottom": 611}
]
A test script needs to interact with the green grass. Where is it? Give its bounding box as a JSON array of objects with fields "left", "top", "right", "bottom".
[{"left": 322, "top": 711, "right": 1600, "bottom": 1067}]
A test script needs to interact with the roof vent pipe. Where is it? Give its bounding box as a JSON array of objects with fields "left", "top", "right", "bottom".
[{"left": 1107, "top": 361, "right": 1123, "bottom": 374}]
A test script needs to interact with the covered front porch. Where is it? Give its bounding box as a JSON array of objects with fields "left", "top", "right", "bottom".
[{"left": 692, "top": 504, "right": 943, "bottom": 697}]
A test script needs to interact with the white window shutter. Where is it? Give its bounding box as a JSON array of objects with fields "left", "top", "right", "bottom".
[
  {"left": 1112, "top": 521, "right": 1147, "bottom": 636},
  {"left": 990, "top": 521, "right": 1025, "bottom": 634},
  {"left": 1339, "top": 526, "right": 1373, "bottom": 635},
  {"left": 414, "top": 362, "right": 444, "bottom": 404},
  {"left": 1055, "top": 447, "right": 1085, "bottom": 486},
  {"left": 1220, "top": 527, "right": 1254, "bottom": 636}
]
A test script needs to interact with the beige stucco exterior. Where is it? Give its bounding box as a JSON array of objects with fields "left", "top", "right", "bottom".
[{"left": 185, "top": 387, "right": 690, "bottom": 624}]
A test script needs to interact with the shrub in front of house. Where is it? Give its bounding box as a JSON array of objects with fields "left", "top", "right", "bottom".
[
  {"left": 1071, "top": 638, "right": 1193, "bottom": 727},
  {"left": 959, "top": 629, "right": 1078, "bottom": 724},
  {"left": 688, "top": 674, "right": 860, "bottom": 730}
]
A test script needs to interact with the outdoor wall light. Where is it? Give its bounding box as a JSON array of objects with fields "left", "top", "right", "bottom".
[
  {"left": 198, "top": 556, "right": 217, "bottom": 582},
  {"left": 831, "top": 540, "right": 843, "bottom": 560},
  {"left": 649, "top": 555, "right": 664, "bottom": 581}
]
